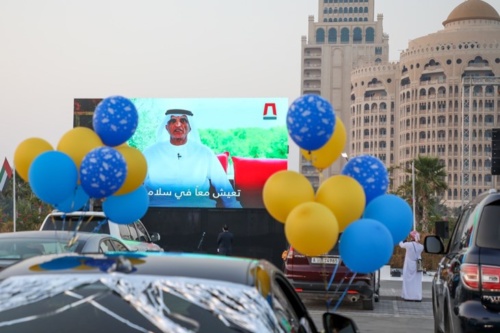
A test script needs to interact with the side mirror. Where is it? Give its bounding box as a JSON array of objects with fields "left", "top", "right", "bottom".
[
  {"left": 150, "top": 232, "right": 161, "bottom": 243},
  {"left": 322, "top": 312, "right": 359, "bottom": 333},
  {"left": 424, "top": 235, "right": 445, "bottom": 254}
]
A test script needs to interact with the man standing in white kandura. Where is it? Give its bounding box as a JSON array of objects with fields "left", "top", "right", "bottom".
[
  {"left": 143, "top": 109, "right": 242, "bottom": 208},
  {"left": 399, "top": 230, "right": 424, "bottom": 302}
]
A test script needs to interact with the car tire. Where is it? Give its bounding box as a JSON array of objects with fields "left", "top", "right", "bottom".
[{"left": 362, "top": 296, "right": 375, "bottom": 310}]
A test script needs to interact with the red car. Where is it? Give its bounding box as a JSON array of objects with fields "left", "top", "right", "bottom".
[{"left": 283, "top": 243, "right": 380, "bottom": 310}]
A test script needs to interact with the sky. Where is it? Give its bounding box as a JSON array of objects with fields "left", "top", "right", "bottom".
[{"left": 0, "top": 0, "right": 498, "bottom": 164}]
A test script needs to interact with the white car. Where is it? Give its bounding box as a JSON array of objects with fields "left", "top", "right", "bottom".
[{"left": 39, "top": 211, "right": 163, "bottom": 252}]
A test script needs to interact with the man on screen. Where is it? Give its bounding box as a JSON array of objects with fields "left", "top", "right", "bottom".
[{"left": 142, "top": 109, "right": 242, "bottom": 208}]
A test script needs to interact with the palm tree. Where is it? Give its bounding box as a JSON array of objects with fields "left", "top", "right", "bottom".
[
  {"left": 395, "top": 156, "right": 448, "bottom": 233},
  {"left": 0, "top": 174, "right": 52, "bottom": 231}
]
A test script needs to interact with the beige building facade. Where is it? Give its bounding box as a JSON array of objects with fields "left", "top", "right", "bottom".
[{"left": 301, "top": 0, "right": 500, "bottom": 208}]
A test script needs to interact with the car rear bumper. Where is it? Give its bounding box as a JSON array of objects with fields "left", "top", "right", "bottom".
[
  {"left": 456, "top": 300, "right": 500, "bottom": 332},
  {"left": 288, "top": 279, "right": 374, "bottom": 300}
]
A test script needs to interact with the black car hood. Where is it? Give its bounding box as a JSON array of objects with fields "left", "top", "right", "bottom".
[{"left": 0, "top": 273, "right": 284, "bottom": 333}]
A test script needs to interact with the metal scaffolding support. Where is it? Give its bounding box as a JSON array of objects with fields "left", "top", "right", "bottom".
[{"left": 461, "top": 76, "right": 500, "bottom": 207}]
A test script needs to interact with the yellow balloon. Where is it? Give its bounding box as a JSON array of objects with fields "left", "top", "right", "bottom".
[
  {"left": 251, "top": 266, "right": 271, "bottom": 298},
  {"left": 57, "top": 127, "right": 103, "bottom": 170},
  {"left": 315, "top": 175, "right": 366, "bottom": 232},
  {"left": 14, "top": 137, "right": 54, "bottom": 182},
  {"left": 301, "top": 118, "right": 347, "bottom": 170},
  {"left": 114, "top": 145, "right": 148, "bottom": 195},
  {"left": 263, "top": 170, "right": 315, "bottom": 223},
  {"left": 285, "top": 202, "right": 339, "bottom": 256}
]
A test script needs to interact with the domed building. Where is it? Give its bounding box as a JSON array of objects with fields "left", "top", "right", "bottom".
[{"left": 347, "top": 0, "right": 500, "bottom": 207}]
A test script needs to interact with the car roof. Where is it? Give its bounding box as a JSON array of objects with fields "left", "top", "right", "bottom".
[
  {"left": 47, "top": 210, "right": 106, "bottom": 217},
  {"left": 466, "top": 189, "right": 500, "bottom": 207},
  {"left": 0, "top": 252, "right": 274, "bottom": 286},
  {"left": 0, "top": 230, "right": 114, "bottom": 241}
]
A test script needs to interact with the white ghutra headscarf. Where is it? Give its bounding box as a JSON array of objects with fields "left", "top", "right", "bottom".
[{"left": 155, "top": 108, "right": 201, "bottom": 144}]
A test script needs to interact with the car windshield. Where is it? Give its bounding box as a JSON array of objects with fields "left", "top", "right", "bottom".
[
  {"left": 0, "top": 238, "right": 81, "bottom": 259},
  {"left": 476, "top": 203, "right": 500, "bottom": 250},
  {"left": 42, "top": 215, "right": 110, "bottom": 234},
  {"left": 0, "top": 274, "right": 284, "bottom": 333}
]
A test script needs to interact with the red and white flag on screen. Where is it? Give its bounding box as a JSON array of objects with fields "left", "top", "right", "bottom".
[{"left": 0, "top": 158, "right": 13, "bottom": 192}]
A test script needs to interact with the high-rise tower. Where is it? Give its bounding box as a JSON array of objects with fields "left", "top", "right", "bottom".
[{"left": 300, "top": 0, "right": 390, "bottom": 188}]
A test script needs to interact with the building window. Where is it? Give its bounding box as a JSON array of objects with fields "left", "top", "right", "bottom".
[
  {"left": 353, "top": 27, "right": 362, "bottom": 43},
  {"left": 375, "top": 47, "right": 382, "bottom": 55},
  {"left": 316, "top": 28, "right": 325, "bottom": 44},
  {"left": 366, "top": 27, "right": 374, "bottom": 43},
  {"left": 341, "top": 27, "right": 349, "bottom": 43},
  {"left": 328, "top": 28, "right": 337, "bottom": 43}
]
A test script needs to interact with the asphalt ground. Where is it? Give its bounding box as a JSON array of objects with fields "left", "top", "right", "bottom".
[{"left": 302, "top": 266, "right": 435, "bottom": 332}]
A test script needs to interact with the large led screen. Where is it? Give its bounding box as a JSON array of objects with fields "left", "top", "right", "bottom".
[{"left": 73, "top": 98, "right": 289, "bottom": 209}]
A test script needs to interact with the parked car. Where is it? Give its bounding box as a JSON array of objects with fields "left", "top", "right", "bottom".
[
  {"left": 0, "top": 230, "right": 129, "bottom": 270},
  {"left": 39, "top": 210, "right": 163, "bottom": 252},
  {"left": 0, "top": 252, "right": 358, "bottom": 333},
  {"left": 425, "top": 189, "right": 500, "bottom": 333},
  {"left": 283, "top": 243, "right": 380, "bottom": 310}
]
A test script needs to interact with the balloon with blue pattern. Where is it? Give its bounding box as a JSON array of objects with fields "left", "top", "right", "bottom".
[
  {"left": 286, "top": 94, "right": 336, "bottom": 151},
  {"left": 80, "top": 146, "right": 127, "bottom": 199},
  {"left": 93, "top": 96, "right": 138, "bottom": 147},
  {"left": 341, "top": 154, "right": 388, "bottom": 204}
]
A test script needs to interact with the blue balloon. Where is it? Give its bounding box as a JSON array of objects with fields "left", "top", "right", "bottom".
[
  {"left": 80, "top": 147, "right": 127, "bottom": 199},
  {"left": 341, "top": 155, "right": 388, "bottom": 204},
  {"left": 93, "top": 96, "right": 138, "bottom": 146},
  {"left": 339, "top": 218, "right": 393, "bottom": 274},
  {"left": 287, "top": 94, "right": 336, "bottom": 151},
  {"left": 29, "top": 151, "right": 78, "bottom": 205},
  {"left": 55, "top": 185, "right": 90, "bottom": 213},
  {"left": 39, "top": 256, "right": 87, "bottom": 270},
  {"left": 103, "top": 185, "right": 149, "bottom": 224},
  {"left": 363, "top": 194, "right": 413, "bottom": 245},
  {"left": 82, "top": 258, "right": 117, "bottom": 272}
]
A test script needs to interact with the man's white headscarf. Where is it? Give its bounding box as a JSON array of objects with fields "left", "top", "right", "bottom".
[
  {"left": 410, "top": 230, "right": 420, "bottom": 242},
  {"left": 156, "top": 109, "right": 201, "bottom": 143}
]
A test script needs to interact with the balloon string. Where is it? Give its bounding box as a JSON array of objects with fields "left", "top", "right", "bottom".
[
  {"left": 325, "top": 258, "right": 341, "bottom": 311},
  {"left": 327, "top": 266, "right": 347, "bottom": 310},
  {"left": 318, "top": 167, "right": 324, "bottom": 186},
  {"left": 326, "top": 258, "right": 341, "bottom": 291},
  {"left": 332, "top": 272, "right": 357, "bottom": 312}
]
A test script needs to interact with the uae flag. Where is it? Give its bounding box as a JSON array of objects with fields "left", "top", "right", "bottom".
[{"left": 0, "top": 158, "right": 13, "bottom": 192}]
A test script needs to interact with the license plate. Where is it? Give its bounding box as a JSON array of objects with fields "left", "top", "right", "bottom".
[{"left": 311, "top": 257, "right": 338, "bottom": 264}]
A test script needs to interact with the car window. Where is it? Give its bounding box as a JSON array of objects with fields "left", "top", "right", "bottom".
[
  {"left": 0, "top": 239, "right": 81, "bottom": 258},
  {"left": 476, "top": 202, "right": 500, "bottom": 249},
  {"left": 118, "top": 224, "right": 132, "bottom": 240},
  {"left": 99, "top": 239, "right": 114, "bottom": 253},
  {"left": 128, "top": 224, "right": 139, "bottom": 241},
  {"left": 448, "top": 207, "right": 473, "bottom": 253},
  {"left": 42, "top": 216, "right": 110, "bottom": 234},
  {"left": 134, "top": 221, "right": 150, "bottom": 242},
  {"left": 110, "top": 240, "right": 129, "bottom": 251}
]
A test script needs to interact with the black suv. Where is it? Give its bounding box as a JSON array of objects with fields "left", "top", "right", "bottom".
[{"left": 425, "top": 189, "right": 500, "bottom": 333}]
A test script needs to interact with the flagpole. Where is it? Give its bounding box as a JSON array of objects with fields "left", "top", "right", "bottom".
[
  {"left": 12, "top": 167, "right": 16, "bottom": 232},
  {"left": 412, "top": 161, "right": 416, "bottom": 231}
]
